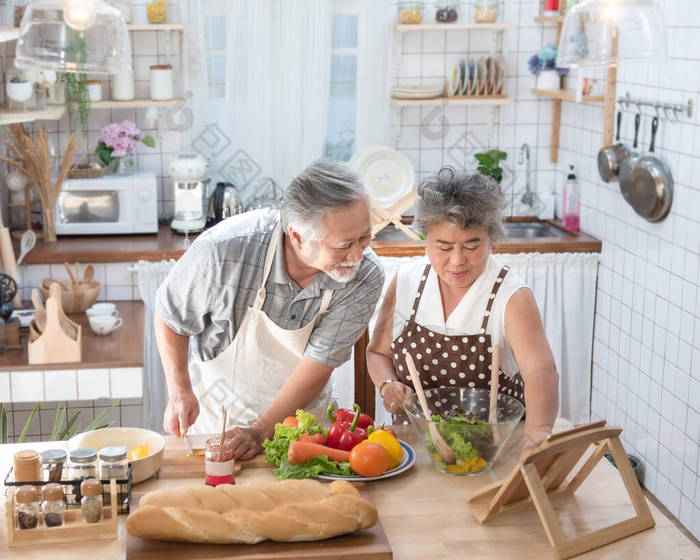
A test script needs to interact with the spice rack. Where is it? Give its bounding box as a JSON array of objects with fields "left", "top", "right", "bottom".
[{"left": 5, "top": 479, "right": 118, "bottom": 547}]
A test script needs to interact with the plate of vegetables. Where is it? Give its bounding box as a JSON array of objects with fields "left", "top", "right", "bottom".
[{"left": 262, "top": 405, "right": 415, "bottom": 481}]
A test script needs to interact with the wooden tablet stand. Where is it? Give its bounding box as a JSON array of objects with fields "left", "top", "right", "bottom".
[
  {"left": 370, "top": 189, "right": 420, "bottom": 241},
  {"left": 467, "top": 420, "right": 655, "bottom": 559}
]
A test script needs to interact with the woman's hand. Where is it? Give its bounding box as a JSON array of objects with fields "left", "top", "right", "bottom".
[
  {"left": 381, "top": 381, "right": 414, "bottom": 416},
  {"left": 520, "top": 427, "right": 552, "bottom": 459}
]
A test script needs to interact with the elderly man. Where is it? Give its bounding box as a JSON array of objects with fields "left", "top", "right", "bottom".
[{"left": 155, "top": 160, "right": 384, "bottom": 459}]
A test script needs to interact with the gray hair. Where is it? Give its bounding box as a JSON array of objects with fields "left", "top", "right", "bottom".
[
  {"left": 414, "top": 167, "right": 506, "bottom": 242},
  {"left": 281, "top": 159, "right": 368, "bottom": 240}
]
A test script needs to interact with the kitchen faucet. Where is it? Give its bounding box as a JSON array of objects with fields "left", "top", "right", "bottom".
[{"left": 518, "top": 143, "right": 536, "bottom": 207}]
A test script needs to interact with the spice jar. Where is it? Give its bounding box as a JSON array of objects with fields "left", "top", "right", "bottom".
[
  {"left": 149, "top": 64, "right": 174, "bottom": 101},
  {"left": 41, "top": 483, "right": 65, "bottom": 527},
  {"left": 15, "top": 485, "right": 40, "bottom": 530},
  {"left": 40, "top": 449, "right": 67, "bottom": 482},
  {"left": 13, "top": 450, "right": 41, "bottom": 482},
  {"left": 69, "top": 448, "right": 98, "bottom": 479},
  {"left": 80, "top": 478, "right": 103, "bottom": 524},
  {"left": 435, "top": 1, "right": 459, "bottom": 23},
  {"left": 147, "top": 0, "right": 167, "bottom": 23},
  {"left": 397, "top": 1, "right": 424, "bottom": 24},
  {"left": 204, "top": 437, "right": 235, "bottom": 487},
  {"left": 473, "top": 0, "right": 499, "bottom": 23},
  {"left": 111, "top": 70, "right": 135, "bottom": 101},
  {"left": 99, "top": 446, "right": 128, "bottom": 480}
]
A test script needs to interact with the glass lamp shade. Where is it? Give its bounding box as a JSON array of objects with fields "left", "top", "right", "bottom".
[
  {"left": 556, "top": 0, "right": 667, "bottom": 68},
  {"left": 15, "top": 0, "right": 132, "bottom": 74}
]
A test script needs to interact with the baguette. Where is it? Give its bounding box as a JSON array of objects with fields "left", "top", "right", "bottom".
[{"left": 126, "top": 479, "right": 378, "bottom": 544}]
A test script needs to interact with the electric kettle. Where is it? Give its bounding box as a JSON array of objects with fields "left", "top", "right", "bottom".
[{"left": 206, "top": 182, "right": 242, "bottom": 228}]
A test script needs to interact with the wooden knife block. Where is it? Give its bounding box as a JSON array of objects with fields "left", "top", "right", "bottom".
[{"left": 28, "top": 286, "right": 81, "bottom": 365}]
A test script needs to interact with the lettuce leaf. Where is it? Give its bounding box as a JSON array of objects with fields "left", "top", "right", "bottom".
[
  {"left": 262, "top": 409, "right": 323, "bottom": 467},
  {"left": 274, "top": 455, "right": 353, "bottom": 480}
]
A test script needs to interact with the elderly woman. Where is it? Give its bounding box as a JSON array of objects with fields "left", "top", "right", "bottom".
[{"left": 367, "top": 168, "right": 559, "bottom": 455}]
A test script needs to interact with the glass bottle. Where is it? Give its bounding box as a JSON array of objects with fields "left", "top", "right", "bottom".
[
  {"left": 99, "top": 446, "right": 128, "bottom": 480},
  {"left": 40, "top": 449, "right": 67, "bottom": 482},
  {"left": 473, "top": 0, "right": 499, "bottom": 23},
  {"left": 435, "top": 1, "right": 459, "bottom": 23},
  {"left": 396, "top": 1, "right": 424, "bottom": 24},
  {"left": 80, "top": 478, "right": 103, "bottom": 523},
  {"left": 69, "top": 448, "right": 98, "bottom": 479},
  {"left": 15, "top": 485, "right": 40, "bottom": 530},
  {"left": 562, "top": 165, "right": 580, "bottom": 231},
  {"left": 204, "top": 437, "right": 235, "bottom": 487},
  {"left": 41, "top": 483, "right": 65, "bottom": 527}
]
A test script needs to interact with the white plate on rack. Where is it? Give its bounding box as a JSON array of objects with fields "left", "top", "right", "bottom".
[
  {"left": 349, "top": 147, "right": 415, "bottom": 208},
  {"left": 317, "top": 440, "right": 416, "bottom": 482}
]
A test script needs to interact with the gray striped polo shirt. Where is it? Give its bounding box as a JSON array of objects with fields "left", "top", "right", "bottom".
[{"left": 156, "top": 209, "right": 384, "bottom": 367}]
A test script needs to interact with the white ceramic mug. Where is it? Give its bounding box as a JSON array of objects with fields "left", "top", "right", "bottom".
[
  {"left": 86, "top": 303, "right": 118, "bottom": 318},
  {"left": 89, "top": 315, "right": 123, "bottom": 336}
]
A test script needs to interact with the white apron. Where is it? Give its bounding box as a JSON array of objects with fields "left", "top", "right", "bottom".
[{"left": 187, "top": 224, "right": 335, "bottom": 434}]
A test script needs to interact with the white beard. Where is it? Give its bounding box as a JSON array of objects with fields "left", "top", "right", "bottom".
[{"left": 326, "top": 261, "right": 361, "bottom": 282}]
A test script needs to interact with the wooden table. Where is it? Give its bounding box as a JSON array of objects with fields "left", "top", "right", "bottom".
[{"left": 1, "top": 421, "right": 695, "bottom": 559}]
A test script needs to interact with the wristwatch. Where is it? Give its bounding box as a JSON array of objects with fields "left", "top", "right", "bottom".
[{"left": 378, "top": 378, "right": 402, "bottom": 398}]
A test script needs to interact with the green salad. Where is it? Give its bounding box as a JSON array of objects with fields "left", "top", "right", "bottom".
[
  {"left": 427, "top": 411, "right": 492, "bottom": 474},
  {"left": 262, "top": 409, "right": 353, "bottom": 480}
]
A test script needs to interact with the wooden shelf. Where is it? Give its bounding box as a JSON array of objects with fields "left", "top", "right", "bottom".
[
  {"left": 0, "top": 26, "right": 19, "bottom": 42},
  {"left": 391, "top": 96, "right": 513, "bottom": 107},
  {"left": 0, "top": 105, "right": 66, "bottom": 126},
  {"left": 533, "top": 16, "right": 565, "bottom": 23},
  {"left": 532, "top": 89, "right": 604, "bottom": 103},
  {"left": 394, "top": 22, "right": 516, "bottom": 32},
  {"left": 127, "top": 23, "right": 184, "bottom": 31},
  {"left": 90, "top": 98, "right": 184, "bottom": 109}
]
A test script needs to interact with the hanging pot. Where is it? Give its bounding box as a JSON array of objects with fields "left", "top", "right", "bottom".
[
  {"left": 618, "top": 112, "right": 641, "bottom": 202},
  {"left": 597, "top": 110, "right": 629, "bottom": 183}
]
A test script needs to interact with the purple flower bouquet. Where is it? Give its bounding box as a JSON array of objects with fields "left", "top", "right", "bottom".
[{"left": 95, "top": 120, "right": 156, "bottom": 175}]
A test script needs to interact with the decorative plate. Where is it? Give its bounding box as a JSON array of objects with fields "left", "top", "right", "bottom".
[
  {"left": 349, "top": 147, "right": 415, "bottom": 208},
  {"left": 317, "top": 440, "right": 416, "bottom": 482}
]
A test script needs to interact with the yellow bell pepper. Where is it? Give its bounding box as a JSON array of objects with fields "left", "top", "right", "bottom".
[{"left": 367, "top": 429, "right": 403, "bottom": 469}]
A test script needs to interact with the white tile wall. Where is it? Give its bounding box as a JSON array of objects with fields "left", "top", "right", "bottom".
[{"left": 548, "top": 0, "right": 698, "bottom": 541}]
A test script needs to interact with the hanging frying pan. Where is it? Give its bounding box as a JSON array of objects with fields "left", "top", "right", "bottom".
[
  {"left": 618, "top": 112, "right": 641, "bottom": 203},
  {"left": 597, "top": 110, "right": 629, "bottom": 183},
  {"left": 626, "top": 116, "right": 674, "bottom": 222}
]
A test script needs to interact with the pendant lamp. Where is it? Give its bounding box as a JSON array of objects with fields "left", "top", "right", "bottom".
[
  {"left": 15, "top": 0, "right": 132, "bottom": 74},
  {"left": 556, "top": 0, "right": 667, "bottom": 68}
]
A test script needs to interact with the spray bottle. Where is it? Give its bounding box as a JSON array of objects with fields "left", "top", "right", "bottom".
[{"left": 562, "top": 165, "right": 580, "bottom": 232}]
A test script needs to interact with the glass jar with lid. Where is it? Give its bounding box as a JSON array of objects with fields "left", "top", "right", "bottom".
[
  {"left": 396, "top": 1, "right": 424, "bottom": 24},
  {"left": 69, "top": 448, "right": 98, "bottom": 479},
  {"left": 41, "top": 483, "right": 65, "bottom": 527},
  {"left": 80, "top": 478, "right": 103, "bottom": 523},
  {"left": 99, "top": 446, "right": 128, "bottom": 480},
  {"left": 435, "top": 1, "right": 459, "bottom": 23},
  {"left": 40, "top": 449, "right": 67, "bottom": 482},
  {"left": 14, "top": 485, "right": 40, "bottom": 530},
  {"left": 473, "top": 0, "right": 498, "bottom": 23}
]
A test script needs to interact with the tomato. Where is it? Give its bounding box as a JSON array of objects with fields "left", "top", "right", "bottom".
[
  {"left": 282, "top": 416, "right": 298, "bottom": 427},
  {"left": 367, "top": 429, "right": 402, "bottom": 470},
  {"left": 349, "top": 441, "right": 389, "bottom": 477}
]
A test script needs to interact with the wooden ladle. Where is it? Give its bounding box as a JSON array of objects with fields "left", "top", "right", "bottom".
[
  {"left": 405, "top": 352, "right": 456, "bottom": 463},
  {"left": 488, "top": 345, "right": 502, "bottom": 445}
]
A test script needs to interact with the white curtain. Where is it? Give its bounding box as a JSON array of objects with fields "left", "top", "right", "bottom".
[
  {"left": 354, "top": 0, "right": 394, "bottom": 150},
  {"left": 349, "top": 253, "right": 599, "bottom": 426},
  {"left": 134, "top": 260, "right": 177, "bottom": 433}
]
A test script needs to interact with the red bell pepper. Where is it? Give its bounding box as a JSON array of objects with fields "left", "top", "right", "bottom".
[
  {"left": 326, "top": 404, "right": 368, "bottom": 451},
  {"left": 328, "top": 403, "right": 374, "bottom": 430}
]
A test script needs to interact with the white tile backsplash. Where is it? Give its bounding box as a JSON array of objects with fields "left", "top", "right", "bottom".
[
  {"left": 10, "top": 371, "right": 44, "bottom": 403},
  {"left": 110, "top": 368, "right": 143, "bottom": 399},
  {"left": 44, "top": 370, "right": 78, "bottom": 402},
  {"left": 77, "top": 369, "right": 111, "bottom": 401}
]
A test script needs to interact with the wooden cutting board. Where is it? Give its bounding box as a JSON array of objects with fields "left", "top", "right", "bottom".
[{"left": 126, "top": 489, "right": 392, "bottom": 560}]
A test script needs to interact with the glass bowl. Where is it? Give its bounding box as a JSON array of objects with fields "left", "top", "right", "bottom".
[{"left": 404, "top": 387, "right": 524, "bottom": 475}]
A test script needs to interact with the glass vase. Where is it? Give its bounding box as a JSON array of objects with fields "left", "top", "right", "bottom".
[{"left": 110, "top": 156, "right": 136, "bottom": 176}]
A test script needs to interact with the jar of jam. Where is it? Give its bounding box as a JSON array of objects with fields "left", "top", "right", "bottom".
[
  {"left": 435, "top": 1, "right": 459, "bottom": 23},
  {"left": 204, "top": 437, "right": 235, "bottom": 486}
]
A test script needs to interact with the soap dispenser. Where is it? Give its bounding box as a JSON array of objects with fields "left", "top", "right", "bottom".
[{"left": 562, "top": 165, "right": 580, "bottom": 232}]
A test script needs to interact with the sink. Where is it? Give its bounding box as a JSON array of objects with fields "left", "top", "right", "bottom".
[{"left": 505, "top": 222, "right": 571, "bottom": 238}]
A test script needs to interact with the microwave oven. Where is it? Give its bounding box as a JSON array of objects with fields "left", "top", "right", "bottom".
[{"left": 55, "top": 172, "right": 158, "bottom": 235}]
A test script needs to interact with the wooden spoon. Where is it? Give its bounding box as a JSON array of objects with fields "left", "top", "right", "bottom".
[
  {"left": 82, "top": 265, "right": 95, "bottom": 285},
  {"left": 64, "top": 262, "right": 78, "bottom": 287},
  {"left": 405, "top": 353, "right": 456, "bottom": 463},
  {"left": 489, "top": 345, "right": 502, "bottom": 445}
]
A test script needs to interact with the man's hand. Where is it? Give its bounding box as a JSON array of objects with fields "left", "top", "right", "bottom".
[
  {"left": 226, "top": 426, "right": 264, "bottom": 461},
  {"left": 163, "top": 388, "right": 200, "bottom": 436}
]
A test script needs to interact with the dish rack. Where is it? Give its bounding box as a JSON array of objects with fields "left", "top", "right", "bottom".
[
  {"left": 4, "top": 463, "right": 133, "bottom": 515},
  {"left": 5, "top": 478, "right": 119, "bottom": 547}
]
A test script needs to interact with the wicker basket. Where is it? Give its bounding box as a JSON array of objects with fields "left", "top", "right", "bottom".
[{"left": 67, "top": 163, "right": 105, "bottom": 179}]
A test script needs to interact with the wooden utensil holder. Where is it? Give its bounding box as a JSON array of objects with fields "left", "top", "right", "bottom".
[
  {"left": 6, "top": 480, "right": 118, "bottom": 547},
  {"left": 28, "top": 284, "right": 81, "bottom": 364}
]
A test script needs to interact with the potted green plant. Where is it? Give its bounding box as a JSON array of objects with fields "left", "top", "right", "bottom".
[
  {"left": 474, "top": 149, "right": 507, "bottom": 184},
  {"left": 61, "top": 28, "right": 92, "bottom": 138},
  {"left": 5, "top": 73, "right": 33, "bottom": 111}
]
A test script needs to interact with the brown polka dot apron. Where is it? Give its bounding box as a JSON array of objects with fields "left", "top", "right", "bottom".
[{"left": 391, "top": 264, "right": 525, "bottom": 421}]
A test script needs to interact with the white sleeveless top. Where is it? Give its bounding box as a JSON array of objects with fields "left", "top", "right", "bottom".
[{"left": 392, "top": 255, "right": 527, "bottom": 378}]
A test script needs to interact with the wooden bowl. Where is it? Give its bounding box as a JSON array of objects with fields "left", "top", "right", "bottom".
[{"left": 39, "top": 279, "right": 102, "bottom": 314}]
